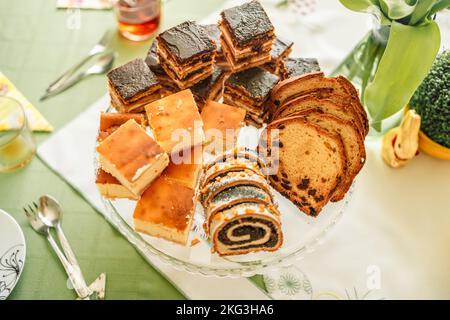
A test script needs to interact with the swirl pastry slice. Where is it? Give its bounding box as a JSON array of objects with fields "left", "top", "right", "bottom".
[
  {"left": 200, "top": 169, "right": 270, "bottom": 207},
  {"left": 204, "top": 147, "right": 267, "bottom": 172},
  {"left": 205, "top": 185, "right": 274, "bottom": 233},
  {"left": 210, "top": 202, "right": 282, "bottom": 256},
  {"left": 201, "top": 157, "right": 263, "bottom": 189}
]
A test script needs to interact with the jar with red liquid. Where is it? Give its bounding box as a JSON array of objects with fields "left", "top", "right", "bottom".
[{"left": 114, "top": 0, "right": 161, "bottom": 41}]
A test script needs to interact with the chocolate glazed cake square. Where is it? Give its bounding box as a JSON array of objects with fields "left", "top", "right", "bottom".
[
  {"left": 262, "top": 36, "right": 293, "bottom": 75},
  {"left": 157, "top": 21, "right": 216, "bottom": 89},
  {"left": 281, "top": 57, "right": 321, "bottom": 80},
  {"left": 145, "top": 41, "right": 178, "bottom": 95},
  {"left": 190, "top": 66, "right": 228, "bottom": 109},
  {"left": 223, "top": 67, "right": 279, "bottom": 127},
  {"left": 219, "top": 0, "right": 275, "bottom": 72},
  {"left": 201, "top": 24, "right": 229, "bottom": 70},
  {"left": 107, "top": 58, "right": 161, "bottom": 113}
]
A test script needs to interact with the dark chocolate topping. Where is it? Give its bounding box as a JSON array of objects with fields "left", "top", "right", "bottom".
[
  {"left": 284, "top": 57, "right": 320, "bottom": 78},
  {"left": 145, "top": 41, "right": 166, "bottom": 75},
  {"left": 107, "top": 59, "right": 159, "bottom": 101},
  {"left": 190, "top": 65, "right": 224, "bottom": 99},
  {"left": 226, "top": 67, "right": 279, "bottom": 99},
  {"left": 221, "top": 0, "right": 274, "bottom": 46},
  {"left": 271, "top": 36, "right": 293, "bottom": 60},
  {"left": 158, "top": 21, "right": 215, "bottom": 63},
  {"left": 202, "top": 24, "right": 222, "bottom": 53}
]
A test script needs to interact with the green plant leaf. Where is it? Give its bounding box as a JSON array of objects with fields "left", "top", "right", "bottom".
[
  {"left": 429, "top": 0, "right": 450, "bottom": 16},
  {"left": 339, "top": 0, "right": 377, "bottom": 12},
  {"left": 340, "top": 0, "right": 393, "bottom": 24},
  {"left": 409, "top": 0, "right": 436, "bottom": 25},
  {"left": 379, "top": 0, "right": 417, "bottom": 19},
  {"left": 364, "top": 21, "right": 441, "bottom": 125}
]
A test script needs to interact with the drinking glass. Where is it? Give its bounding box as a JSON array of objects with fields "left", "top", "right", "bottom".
[
  {"left": 114, "top": 0, "right": 161, "bottom": 42},
  {"left": 0, "top": 96, "right": 36, "bottom": 172}
]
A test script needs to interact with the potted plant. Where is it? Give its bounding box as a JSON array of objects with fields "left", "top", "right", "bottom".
[
  {"left": 333, "top": 0, "right": 450, "bottom": 134},
  {"left": 409, "top": 50, "right": 450, "bottom": 160}
]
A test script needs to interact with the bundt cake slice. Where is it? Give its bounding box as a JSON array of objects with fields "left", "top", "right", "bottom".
[
  {"left": 259, "top": 116, "right": 346, "bottom": 216},
  {"left": 293, "top": 109, "right": 366, "bottom": 202}
]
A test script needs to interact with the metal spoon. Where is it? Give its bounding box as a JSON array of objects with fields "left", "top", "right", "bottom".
[
  {"left": 24, "top": 201, "right": 91, "bottom": 299},
  {"left": 40, "top": 52, "right": 115, "bottom": 101},
  {"left": 37, "top": 195, "right": 90, "bottom": 297}
]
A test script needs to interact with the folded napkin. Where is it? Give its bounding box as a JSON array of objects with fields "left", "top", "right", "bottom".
[
  {"left": 37, "top": 94, "right": 269, "bottom": 300},
  {"left": 0, "top": 72, "right": 53, "bottom": 132}
]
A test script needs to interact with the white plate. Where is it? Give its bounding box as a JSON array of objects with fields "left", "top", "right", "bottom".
[{"left": 0, "top": 209, "right": 26, "bottom": 300}]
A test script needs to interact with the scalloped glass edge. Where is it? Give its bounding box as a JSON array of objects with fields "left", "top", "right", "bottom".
[{"left": 97, "top": 185, "right": 352, "bottom": 278}]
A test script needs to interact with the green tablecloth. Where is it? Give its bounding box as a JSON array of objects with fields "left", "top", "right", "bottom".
[{"left": 0, "top": 0, "right": 244, "bottom": 300}]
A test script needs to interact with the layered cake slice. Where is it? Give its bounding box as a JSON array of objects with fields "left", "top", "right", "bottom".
[
  {"left": 202, "top": 24, "right": 229, "bottom": 69},
  {"left": 190, "top": 66, "right": 228, "bottom": 109},
  {"left": 145, "top": 89, "right": 205, "bottom": 154},
  {"left": 280, "top": 57, "right": 320, "bottom": 80},
  {"left": 157, "top": 21, "right": 216, "bottom": 89},
  {"left": 96, "top": 112, "right": 146, "bottom": 200},
  {"left": 133, "top": 175, "right": 196, "bottom": 245},
  {"left": 97, "top": 119, "right": 169, "bottom": 197},
  {"left": 262, "top": 36, "right": 293, "bottom": 75},
  {"left": 201, "top": 100, "right": 246, "bottom": 153},
  {"left": 145, "top": 41, "right": 178, "bottom": 96},
  {"left": 107, "top": 59, "right": 161, "bottom": 113},
  {"left": 219, "top": 0, "right": 275, "bottom": 72},
  {"left": 223, "top": 68, "right": 279, "bottom": 127}
]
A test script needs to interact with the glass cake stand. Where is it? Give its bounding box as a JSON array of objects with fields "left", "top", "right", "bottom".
[{"left": 97, "top": 125, "right": 352, "bottom": 277}]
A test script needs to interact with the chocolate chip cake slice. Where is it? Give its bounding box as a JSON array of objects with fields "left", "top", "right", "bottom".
[
  {"left": 223, "top": 67, "right": 279, "bottom": 127},
  {"left": 107, "top": 59, "right": 161, "bottom": 113},
  {"left": 259, "top": 116, "right": 346, "bottom": 216},
  {"left": 272, "top": 94, "right": 365, "bottom": 138},
  {"left": 294, "top": 109, "right": 366, "bottom": 202},
  {"left": 271, "top": 72, "right": 369, "bottom": 136},
  {"left": 157, "top": 21, "right": 216, "bottom": 89},
  {"left": 219, "top": 1, "right": 275, "bottom": 72}
]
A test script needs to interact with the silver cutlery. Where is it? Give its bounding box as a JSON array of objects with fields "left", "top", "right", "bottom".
[
  {"left": 37, "top": 195, "right": 87, "bottom": 287},
  {"left": 23, "top": 200, "right": 105, "bottom": 300},
  {"left": 46, "top": 29, "right": 113, "bottom": 93},
  {"left": 40, "top": 52, "right": 115, "bottom": 101}
]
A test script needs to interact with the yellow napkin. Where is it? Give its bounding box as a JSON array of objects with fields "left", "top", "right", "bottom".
[{"left": 0, "top": 72, "right": 53, "bottom": 132}]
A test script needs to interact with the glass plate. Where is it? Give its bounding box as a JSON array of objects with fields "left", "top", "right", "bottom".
[{"left": 96, "top": 124, "right": 352, "bottom": 278}]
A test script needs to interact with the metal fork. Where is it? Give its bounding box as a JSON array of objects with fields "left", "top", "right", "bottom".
[
  {"left": 45, "top": 29, "right": 113, "bottom": 93},
  {"left": 23, "top": 202, "right": 92, "bottom": 299}
]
